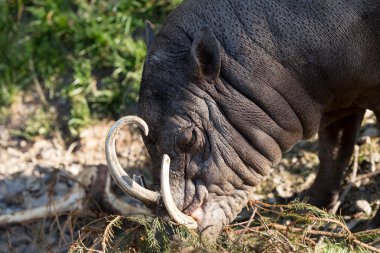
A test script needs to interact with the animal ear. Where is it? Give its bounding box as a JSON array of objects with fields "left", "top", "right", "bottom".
[
  {"left": 190, "top": 25, "right": 221, "bottom": 82},
  {"left": 145, "top": 20, "right": 155, "bottom": 49}
]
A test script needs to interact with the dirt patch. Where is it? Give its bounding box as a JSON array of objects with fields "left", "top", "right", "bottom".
[
  {"left": 0, "top": 97, "right": 379, "bottom": 252},
  {"left": 0, "top": 97, "right": 152, "bottom": 252}
]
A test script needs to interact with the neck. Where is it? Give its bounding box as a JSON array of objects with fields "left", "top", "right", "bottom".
[{"left": 200, "top": 53, "right": 325, "bottom": 183}]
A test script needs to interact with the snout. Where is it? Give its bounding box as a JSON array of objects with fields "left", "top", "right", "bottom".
[
  {"left": 105, "top": 116, "right": 232, "bottom": 239},
  {"left": 188, "top": 201, "right": 227, "bottom": 240},
  {"left": 161, "top": 155, "right": 229, "bottom": 239}
]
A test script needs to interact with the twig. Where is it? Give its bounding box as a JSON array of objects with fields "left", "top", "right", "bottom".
[
  {"left": 236, "top": 223, "right": 380, "bottom": 252},
  {"left": 0, "top": 167, "right": 148, "bottom": 226},
  {"left": 235, "top": 207, "right": 257, "bottom": 241},
  {"left": 251, "top": 201, "right": 352, "bottom": 235},
  {"left": 370, "top": 142, "right": 376, "bottom": 172},
  {"left": 0, "top": 188, "right": 85, "bottom": 226},
  {"left": 6, "top": 230, "right": 13, "bottom": 252},
  {"left": 54, "top": 214, "right": 69, "bottom": 247},
  {"left": 354, "top": 228, "right": 380, "bottom": 237},
  {"left": 330, "top": 145, "right": 359, "bottom": 214},
  {"left": 237, "top": 200, "right": 380, "bottom": 253},
  {"left": 307, "top": 217, "right": 351, "bottom": 235},
  {"left": 302, "top": 222, "right": 318, "bottom": 245},
  {"left": 236, "top": 223, "right": 346, "bottom": 238},
  {"left": 101, "top": 216, "right": 122, "bottom": 252},
  {"left": 302, "top": 236, "right": 317, "bottom": 247},
  {"left": 352, "top": 238, "right": 380, "bottom": 252},
  {"left": 63, "top": 142, "right": 79, "bottom": 167},
  {"left": 273, "top": 227, "right": 296, "bottom": 251},
  {"left": 369, "top": 238, "right": 380, "bottom": 246},
  {"left": 355, "top": 169, "right": 380, "bottom": 183}
]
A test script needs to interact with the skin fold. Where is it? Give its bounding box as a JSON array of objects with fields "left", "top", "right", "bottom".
[{"left": 137, "top": 0, "right": 380, "bottom": 238}]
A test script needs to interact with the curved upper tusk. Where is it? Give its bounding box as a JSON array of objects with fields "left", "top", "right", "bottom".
[
  {"left": 161, "top": 154, "right": 198, "bottom": 229},
  {"left": 105, "top": 116, "right": 160, "bottom": 204}
]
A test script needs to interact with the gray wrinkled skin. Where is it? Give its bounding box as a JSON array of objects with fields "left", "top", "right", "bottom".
[{"left": 138, "top": 0, "right": 380, "bottom": 238}]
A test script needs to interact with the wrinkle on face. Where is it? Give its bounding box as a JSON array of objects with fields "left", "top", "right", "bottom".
[
  {"left": 211, "top": 78, "right": 286, "bottom": 157},
  {"left": 209, "top": 116, "right": 269, "bottom": 186},
  {"left": 140, "top": 64, "right": 273, "bottom": 237},
  {"left": 183, "top": 181, "right": 208, "bottom": 213}
]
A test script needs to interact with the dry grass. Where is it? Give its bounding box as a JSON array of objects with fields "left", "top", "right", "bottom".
[{"left": 67, "top": 200, "right": 380, "bottom": 253}]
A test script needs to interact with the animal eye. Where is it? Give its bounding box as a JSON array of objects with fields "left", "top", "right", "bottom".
[{"left": 177, "top": 128, "right": 197, "bottom": 151}]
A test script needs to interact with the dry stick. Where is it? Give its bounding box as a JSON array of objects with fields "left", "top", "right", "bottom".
[
  {"left": 63, "top": 142, "right": 79, "bottom": 167},
  {"left": 54, "top": 214, "right": 69, "bottom": 247},
  {"left": 0, "top": 189, "right": 85, "bottom": 225},
  {"left": 302, "top": 221, "right": 318, "bottom": 246},
  {"left": 355, "top": 169, "right": 380, "bottom": 183},
  {"left": 68, "top": 216, "right": 76, "bottom": 242},
  {"left": 255, "top": 203, "right": 380, "bottom": 252},
  {"left": 6, "top": 230, "right": 13, "bottom": 251},
  {"left": 330, "top": 145, "right": 360, "bottom": 215},
  {"left": 245, "top": 177, "right": 380, "bottom": 252},
  {"left": 252, "top": 202, "right": 352, "bottom": 235},
  {"left": 0, "top": 168, "right": 148, "bottom": 226},
  {"left": 236, "top": 223, "right": 380, "bottom": 253},
  {"left": 101, "top": 216, "right": 122, "bottom": 252},
  {"left": 370, "top": 142, "right": 376, "bottom": 172},
  {"left": 235, "top": 207, "right": 257, "bottom": 242},
  {"left": 351, "top": 228, "right": 380, "bottom": 237},
  {"left": 233, "top": 219, "right": 253, "bottom": 227},
  {"left": 303, "top": 236, "right": 317, "bottom": 247},
  {"left": 256, "top": 223, "right": 347, "bottom": 238},
  {"left": 255, "top": 211, "right": 296, "bottom": 251},
  {"left": 274, "top": 227, "right": 297, "bottom": 252},
  {"left": 369, "top": 238, "right": 380, "bottom": 246},
  {"left": 353, "top": 238, "right": 380, "bottom": 253}
]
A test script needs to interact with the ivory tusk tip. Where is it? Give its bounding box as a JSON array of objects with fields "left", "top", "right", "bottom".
[
  {"left": 163, "top": 154, "right": 170, "bottom": 164},
  {"left": 161, "top": 154, "right": 198, "bottom": 230}
]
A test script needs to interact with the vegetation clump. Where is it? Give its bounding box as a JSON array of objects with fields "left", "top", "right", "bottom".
[
  {"left": 69, "top": 201, "right": 380, "bottom": 253},
  {"left": 0, "top": 0, "right": 181, "bottom": 137}
]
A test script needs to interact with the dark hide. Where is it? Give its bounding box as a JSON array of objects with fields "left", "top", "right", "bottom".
[{"left": 138, "top": 0, "right": 380, "bottom": 238}]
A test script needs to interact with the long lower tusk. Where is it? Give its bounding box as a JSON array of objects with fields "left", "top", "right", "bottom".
[
  {"left": 161, "top": 154, "right": 198, "bottom": 229},
  {"left": 105, "top": 116, "right": 160, "bottom": 204}
]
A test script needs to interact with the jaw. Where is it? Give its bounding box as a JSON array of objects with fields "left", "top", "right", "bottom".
[
  {"left": 191, "top": 202, "right": 227, "bottom": 240},
  {"left": 187, "top": 188, "right": 253, "bottom": 240},
  {"left": 169, "top": 165, "right": 253, "bottom": 239}
]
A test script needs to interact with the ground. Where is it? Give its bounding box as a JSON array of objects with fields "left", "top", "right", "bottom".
[
  {"left": 0, "top": 94, "right": 379, "bottom": 252},
  {"left": 0, "top": 94, "right": 152, "bottom": 252}
]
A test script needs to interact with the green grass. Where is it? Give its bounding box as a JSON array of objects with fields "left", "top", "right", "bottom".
[{"left": 0, "top": 0, "right": 182, "bottom": 137}]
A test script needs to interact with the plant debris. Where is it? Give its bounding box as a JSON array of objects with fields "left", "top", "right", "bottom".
[{"left": 1, "top": 106, "right": 379, "bottom": 252}]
